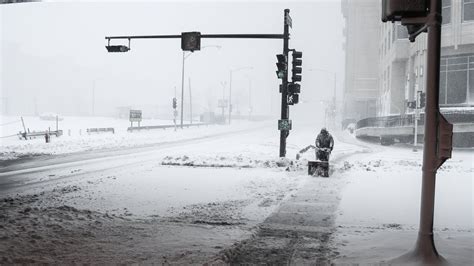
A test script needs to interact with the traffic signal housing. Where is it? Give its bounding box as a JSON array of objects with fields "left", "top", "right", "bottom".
[
  {"left": 291, "top": 51, "right": 302, "bottom": 83},
  {"left": 381, "top": 0, "right": 429, "bottom": 22},
  {"left": 288, "top": 93, "right": 299, "bottom": 105},
  {"left": 419, "top": 92, "right": 426, "bottom": 108},
  {"left": 288, "top": 83, "right": 301, "bottom": 94},
  {"left": 181, "top": 32, "right": 201, "bottom": 52},
  {"left": 105, "top": 45, "right": 130, "bottom": 53},
  {"left": 172, "top": 97, "right": 177, "bottom": 109},
  {"left": 287, "top": 83, "right": 300, "bottom": 105},
  {"left": 276, "top": 54, "right": 287, "bottom": 79}
]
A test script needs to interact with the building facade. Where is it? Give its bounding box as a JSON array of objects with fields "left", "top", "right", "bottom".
[
  {"left": 379, "top": 0, "right": 474, "bottom": 116},
  {"left": 340, "top": 0, "right": 380, "bottom": 122},
  {"left": 342, "top": 0, "right": 474, "bottom": 120}
]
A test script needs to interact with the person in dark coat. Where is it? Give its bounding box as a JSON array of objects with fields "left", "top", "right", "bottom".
[{"left": 315, "top": 127, "right": 334, "bottom": 161}]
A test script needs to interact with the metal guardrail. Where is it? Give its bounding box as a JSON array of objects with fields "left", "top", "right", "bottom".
[
  {"left": 127, "top": 123, "right": 211, "bottom": 132},
  {"left": 18, "top": 130, "right": 63, "bottom": 140},
  {"left": 87, "top": 127, "right": 115, "bottom": 134}
]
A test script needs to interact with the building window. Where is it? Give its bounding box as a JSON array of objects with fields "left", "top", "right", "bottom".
[
  {"left": 439, "top": 54, "right": 474, "bottom": 105},
  {"left": 442, "top": 0, "right": 451, "bottom": 24},
  {"left": 464, "top": 0, "right": 474, "bottom": 21}
]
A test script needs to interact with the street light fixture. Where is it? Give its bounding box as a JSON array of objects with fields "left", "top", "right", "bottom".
[
  {"left": 229, "top": 66, "right": 253, "bottom": 124},
  {"left": 180, "top": 45, "right": 221, "bottom": 128}
]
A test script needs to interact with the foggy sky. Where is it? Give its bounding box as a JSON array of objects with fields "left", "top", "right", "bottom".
[{"left": 1, "top": 0, "right": 344, "bottom": 123}]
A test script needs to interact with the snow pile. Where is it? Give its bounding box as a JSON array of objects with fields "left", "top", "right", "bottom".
[
  {"left": 161, "top": 154, "right": 304, "bottom": 171},
  {"left": 337, "top": 157, "right": 471, "bottom": 174},
  {"left": 165, "top": 200, "right": 251, "bottom": 226},
  {"left": 0, "top": 190, "right": 127, "bottom": 264}
]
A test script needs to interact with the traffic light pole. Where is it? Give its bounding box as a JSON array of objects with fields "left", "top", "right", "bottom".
[
  {"left": 279, "top": 9, "right": 290, "bottom": 157},
  {"left": 394, "top": 0, "right": 452, "bottom": 263},
  {"left": 413, "top": 0, "right": 444, "bottom": 261},
  {"left": 105, "top": 12, "right": 295, "bottom": 157}
]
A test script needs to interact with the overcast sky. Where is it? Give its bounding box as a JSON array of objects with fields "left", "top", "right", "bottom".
[{"left": 1, "top": 0, "right": 344, "bottom": 123}]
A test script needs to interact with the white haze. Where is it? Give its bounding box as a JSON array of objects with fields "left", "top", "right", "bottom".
[{"left": 1, "top": 0, "right": 344, "bottom": 127}]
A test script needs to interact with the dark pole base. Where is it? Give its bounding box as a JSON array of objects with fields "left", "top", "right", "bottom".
[{"left": 390, "top": 232, "right": 447, "bottom": 265}]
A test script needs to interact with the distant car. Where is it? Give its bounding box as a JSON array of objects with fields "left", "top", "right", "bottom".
[{"left": 39, "top": 112, "right": 63, "bottom": 121}]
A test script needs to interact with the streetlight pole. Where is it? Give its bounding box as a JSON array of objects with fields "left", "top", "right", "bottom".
[
  {"left": 229, "top": 66, "right": 252, "bottom": 124},
  {"left": 180, "top": 45, "right": 221, "bottom": 129},
  {"left": 180, "top": 51, "right": 185, "bottom": 129},
  {"left": 308, "top": 68, "right": 337, "bottom": 127},
  {"left": 308, "top": 68, "right": 337, "bottom": 101},
  {"left": 248, "top": 77, "right": 252, "bottom": 120}
]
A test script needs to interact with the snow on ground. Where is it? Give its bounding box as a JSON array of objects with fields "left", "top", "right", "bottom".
[
  {"left": 1, "top": 119, "right": 472, "bottom": 264},
  {"left": 0, "top": 123, "right": 325, "bottom": 264},
  {"left": 332, "top": 133, "right": 474, "bottom": 265},
  {"left": 0, "top": 115, "right": 263, "bottom": 161}
]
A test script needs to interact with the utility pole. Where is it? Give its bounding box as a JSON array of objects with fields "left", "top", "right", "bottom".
[
  {"left": 248, "top": 77, "right": 252, "bottom": 120},
  {"left": 34, "top": 97, "right": 38, "bottom": 116},
  {"left": 92, "top": 80, "right": 95, "bottom": 116},
  {"left": 279, "top": 9, "right": 290, "bottom": 157},
  {"left": 220, "top": 82, "right": 227, "bottom": 119},
  {"left": 229, "top": 67, "right": 253, "bottom": 124},
  {"left": 229, "top": 71, "right": 232, "bottom": 124}
]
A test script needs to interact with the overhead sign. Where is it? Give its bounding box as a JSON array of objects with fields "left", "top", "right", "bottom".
[
  {"left": 278, "top": 119, "right": 292, "bottom": 131},
  {"left": 285, "top": 13, "right": 292, "bottom": 28},
  {"left": 129, "top": 110, "right": 142, "bottom": 122}
]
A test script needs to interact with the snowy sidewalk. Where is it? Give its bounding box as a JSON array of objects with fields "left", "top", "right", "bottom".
[
  {"left": 219, "top": 175, "right": 345, "bottom": 264},
  {"left": 217, "top": 133, "right": 364, "bottom": 264},
  {"left": 218, "top": 132, "right": 473, "bottom": 265}
]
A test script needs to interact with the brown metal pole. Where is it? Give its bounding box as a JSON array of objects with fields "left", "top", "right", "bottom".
[
  {"left": 394, "top": 0, "right": 446, "bottom": 263},
  {"left": 414, "top": 0, "right": 444, "bottom": 261}
]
